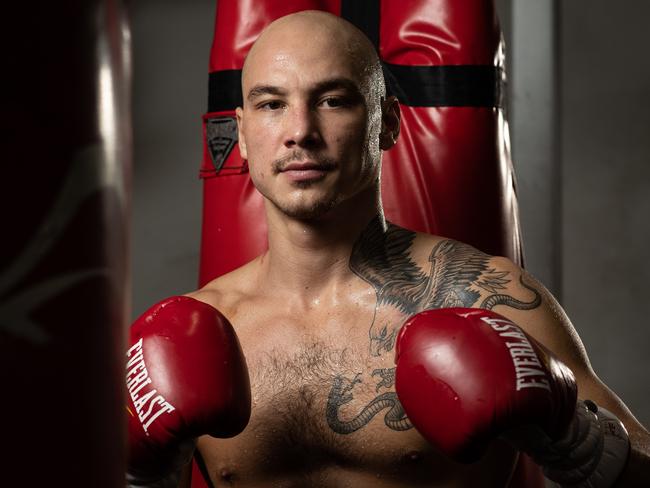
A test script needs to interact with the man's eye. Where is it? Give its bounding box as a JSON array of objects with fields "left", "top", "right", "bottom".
[
  {"left": 320, "top": 97, "right": 347, "bottom": 108},
  {"left": 259, "top": 100, "right": 284, "bottom": 110}
]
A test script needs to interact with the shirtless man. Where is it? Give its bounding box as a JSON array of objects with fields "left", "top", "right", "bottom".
[{"left": 126, "top": 11, "right": 650, "bottom": 488}]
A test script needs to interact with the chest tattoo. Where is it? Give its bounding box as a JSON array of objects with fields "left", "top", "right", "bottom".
[
  {"left": 326, "top": 368, "right": 411, "bottom": 434},
  {"left": 325, "top": 217, "right": 542, "bottom": 435}
]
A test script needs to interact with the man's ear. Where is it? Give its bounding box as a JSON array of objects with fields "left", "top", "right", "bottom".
[
  {"left": 235, "top": 106, "right": 247, "bottom": 159},
  {"left": 379, "top": 96, "right": 401, "bottom": 150}
]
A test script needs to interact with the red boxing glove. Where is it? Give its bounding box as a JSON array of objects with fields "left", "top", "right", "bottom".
[
  {"left": 394, "top": 307, "right": 577, "bottom": 463},
  {"left": 126, "top": 296, "right": 251, "bottom": 486}
]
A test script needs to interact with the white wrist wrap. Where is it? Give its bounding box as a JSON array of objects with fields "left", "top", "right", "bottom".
[{"left": 535, "top": 400, "right": 630, "bottom": 487}]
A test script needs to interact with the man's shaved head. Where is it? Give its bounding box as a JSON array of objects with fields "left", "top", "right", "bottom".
[
  {"left": 235, "top": 10, "right": 399, "bottom": 222},
  {"left": 242, "top": 10, "right": 385, "bottom": 107}
]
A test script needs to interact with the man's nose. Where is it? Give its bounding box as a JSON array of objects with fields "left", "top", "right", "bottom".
[{"left": 284, "top": 106, "right": 322, "bottom": 149}]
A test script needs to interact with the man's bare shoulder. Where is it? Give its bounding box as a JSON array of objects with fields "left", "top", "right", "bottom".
[
  {"left": 352, "top": 219, "right": 522, "bottom": 289},
  {"left": 381, "top": 221, "right": 518, "bottom": 273},
  {"left": 376, "top": 222, "right": 528, "bottom": 309},
  {"left": 184, "top": 256, "right": 263, "bottom": 322}
]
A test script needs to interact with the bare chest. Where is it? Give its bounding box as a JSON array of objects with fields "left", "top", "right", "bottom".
[
  {"left": 196, "top": 308, "right": 516, "bottom": 487},
  {"left": 242, "top": 307, "right": 422, "bottom": 453},
  {"left": 197, "top": 309, "right": 437, "bottom": 480},
  {"left": 247, "top": 335, "right": 417, "bottom": 454}
]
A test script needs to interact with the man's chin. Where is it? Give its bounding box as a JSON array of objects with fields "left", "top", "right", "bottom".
[{"left": 274, "top": 198, "right": 338, "bottom": 222}]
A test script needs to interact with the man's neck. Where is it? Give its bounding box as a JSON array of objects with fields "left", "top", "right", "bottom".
[{"left": 259, "top": 189, "right": 384, "bottom": 300}]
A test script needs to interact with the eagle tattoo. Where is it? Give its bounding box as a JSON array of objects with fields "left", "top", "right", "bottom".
[{"left": 349, "top": 218, "right": 540, "bottom": 356}]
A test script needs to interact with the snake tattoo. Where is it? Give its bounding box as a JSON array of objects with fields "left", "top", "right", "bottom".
[{"left": 326, "top": 369, "right": 412, "bottom": 433}]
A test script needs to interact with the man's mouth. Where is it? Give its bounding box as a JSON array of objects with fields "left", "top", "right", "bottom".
[{"left": 278, "top": 160, "right": 335, "bottom": 182}]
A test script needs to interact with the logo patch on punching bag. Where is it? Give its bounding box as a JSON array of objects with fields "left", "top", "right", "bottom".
[{"left": 206, "top": 116, "right": 238, "bottom": 172}]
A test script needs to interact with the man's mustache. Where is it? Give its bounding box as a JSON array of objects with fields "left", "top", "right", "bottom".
[{"left": 272, "top": 151, "right": 337, "bottom": 173}]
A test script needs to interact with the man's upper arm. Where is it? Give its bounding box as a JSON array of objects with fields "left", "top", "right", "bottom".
[
  {"left": 484, "top": 257, "right": 650, "bottom": 481},
  {"left": 486, "top": 259, "right": 643, "bottom": 428}
]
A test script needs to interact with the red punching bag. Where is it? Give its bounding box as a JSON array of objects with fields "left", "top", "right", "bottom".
[{"left": 1, "top": 1, "right": 131, "bottom": 486}]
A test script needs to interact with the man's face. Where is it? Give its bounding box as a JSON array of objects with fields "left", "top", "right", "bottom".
[{"left": 236, "top": 22, "right": 383, "bottom": 221}]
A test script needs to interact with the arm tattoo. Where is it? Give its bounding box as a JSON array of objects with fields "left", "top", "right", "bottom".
[{"left": 480, "top": 274, "right": 541, "bottom": 310}]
